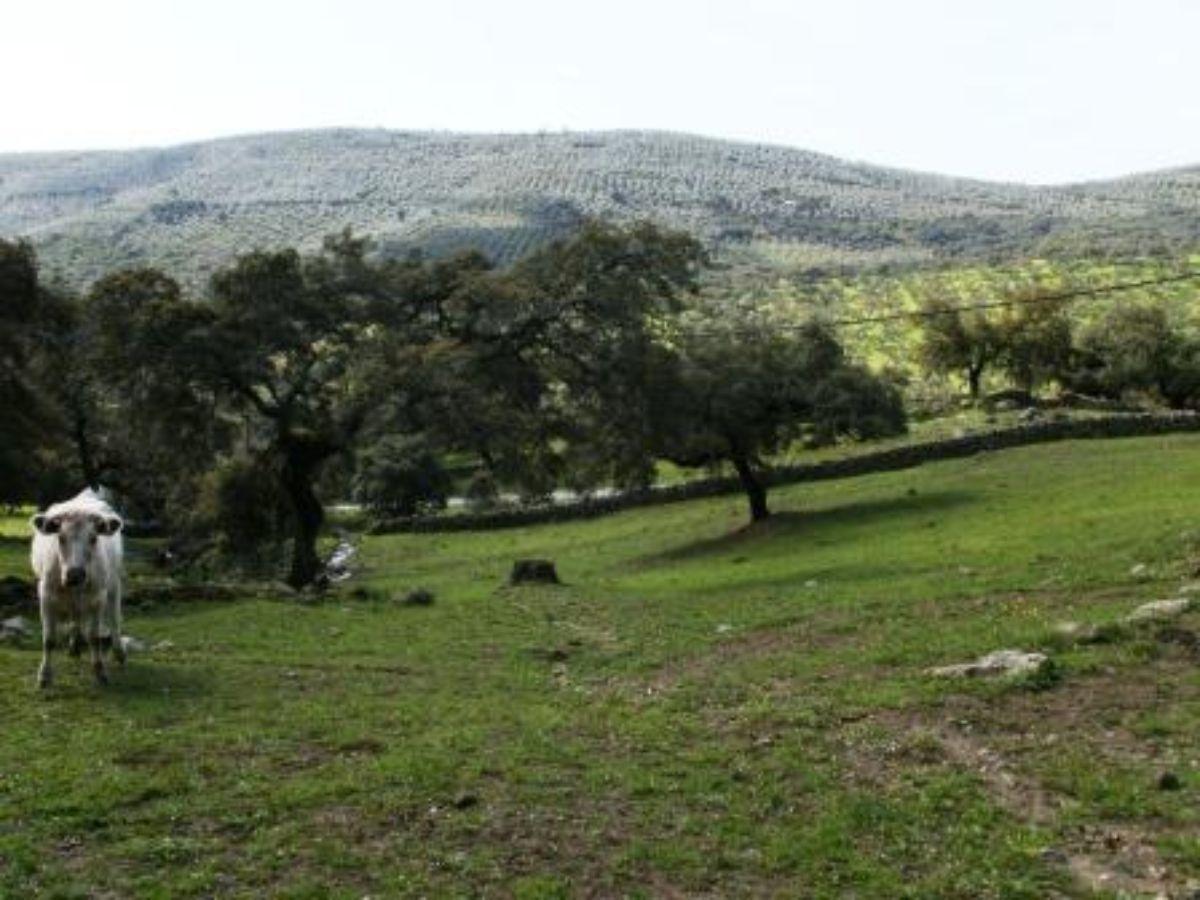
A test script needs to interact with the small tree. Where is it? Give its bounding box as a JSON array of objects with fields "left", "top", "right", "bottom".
[
  {"left": 997, "top": 298, "right": 1073, "bottom": 393},
  {"left": 648, "top": 317, "right": 906, "bottom": 522},
  {"left": 0, "top": 239, "right": 55, "bottom": 503},
  {"left": 50, "top": 268, "right": 224, "bottom": 515},
  {"left": 1070, "top": 304, "right": 1200, "bottom": 407},
  {"left": 352, "top": 434, "right": 452, "bottom": 517},
  {"left": 918, "top": 297, "right": 1007, "bottom": 400},
  {"left": 920, "top": 288, "right": 1074, "bottom": 399},
  {"left": 193, "top": 455, "right": 290, "bottom": 570}
]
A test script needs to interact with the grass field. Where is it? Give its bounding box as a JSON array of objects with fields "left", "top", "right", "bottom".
[{"left": 3, "top": 436, "right": 1200, "bottom": 897}]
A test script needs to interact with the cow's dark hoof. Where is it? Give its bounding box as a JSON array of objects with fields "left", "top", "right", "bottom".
[
  {"left": 92, "top": 663, "right": 109, "bottom": 686},
  {"left": 37, "top": 666, "right": 53, "bottom": 689}
]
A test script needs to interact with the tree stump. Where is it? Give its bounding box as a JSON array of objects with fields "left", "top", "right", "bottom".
[{"left": 510, "top": 559, "right": 560, "bottom": 585}]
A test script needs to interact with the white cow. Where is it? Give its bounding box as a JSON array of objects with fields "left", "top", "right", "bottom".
[{"left": 30, "top": 489, "right": 126, "bottom": 688}]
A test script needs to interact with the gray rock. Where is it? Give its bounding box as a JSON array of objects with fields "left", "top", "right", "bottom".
[
  {"left": 1124, "top": 598, "right": 1191, "bottom": 623},
  {"left": 1129, "top": 563, "right": 1150, "bottom": 579},
  {"left": 400, "top": 589, "right": 435, "bottom": 606},
  {"left": 510, "top": 559, "right": 560, "bottom": 585},
  {"left": 325, "top": 539, "right": 357, "bottom": 583},
  {"left": 1053, "top": 621, "right": 1100, "bottom": 643},
  {"left": 1, "top": 616, "right": 33, "bottom": 637},
  {"left": 928, "top": 649, "right": 1048, "bottom": 678},
  {"left": 120, "top": 635, "right": 146, "bottom": 654}
]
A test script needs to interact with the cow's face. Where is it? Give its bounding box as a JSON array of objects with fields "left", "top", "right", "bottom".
[{"left": 32, "top": 513, "right": 122, "bottom": 588}]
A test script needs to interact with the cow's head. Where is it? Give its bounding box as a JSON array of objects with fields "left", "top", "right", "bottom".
[{"left": 32, "top": 512, "right": 122, "bottom": 588}]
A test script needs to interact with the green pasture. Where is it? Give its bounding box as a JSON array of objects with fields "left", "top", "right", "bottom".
[{"left": 2, "top": 436, "right": 1200, "bottom": 897}]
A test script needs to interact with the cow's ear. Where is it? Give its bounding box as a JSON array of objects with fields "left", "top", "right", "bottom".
[
  {"left": 32, "top": 515, "right": 60, "bottom": 535},
  {"left": 99, "top": 516, "right": 123, "bottom": 536}
]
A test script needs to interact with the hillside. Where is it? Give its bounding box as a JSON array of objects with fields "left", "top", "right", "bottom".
[
  {"left": 3, "top": 435, "right": 1200, "bottom": 895},
  {"left": 2, "top": 129, "right": 1198, "bottom": 288}
]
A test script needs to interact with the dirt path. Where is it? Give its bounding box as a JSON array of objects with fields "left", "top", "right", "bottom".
[{"left": 935, "top": 723, "right": 1176, "bottom": 898}]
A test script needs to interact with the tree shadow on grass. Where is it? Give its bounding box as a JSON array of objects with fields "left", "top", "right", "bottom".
[{"left": 647, "top": 489, "right": 977, "bottom": 564}]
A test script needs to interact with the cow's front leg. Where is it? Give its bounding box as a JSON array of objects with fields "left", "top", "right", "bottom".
[
  {"left": 37, "top": 581, "right": 56, "bottom": 689},
  {"left": 87, "top": 603, "right": 108, "bottom": 686},
  {"left": 108, "top": 583, "right": 126, "bottom": 667}
]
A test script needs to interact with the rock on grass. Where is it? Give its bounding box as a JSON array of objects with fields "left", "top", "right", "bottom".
[
  {"left": 400, "top": 589, "right": 435, "bottom": 607},
  {"left": 510, "top": 559, "right": 560, "bottom": 585},
  {"left": 1124, "top": 598, "right": 1191, "bottom": 623},
  {"left": 1, "top": 616, "right": 33, "bottom": 641},
  {"left": 928, "top": 649, "right": 1048, "bottom": 678}
]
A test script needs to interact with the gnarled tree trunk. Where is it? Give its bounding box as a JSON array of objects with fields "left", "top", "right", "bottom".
[
  {"left": 730, "top": 452, "right": 770, "bottom": 523},
  {"left": 279, "top": 433, "right": 334, "bottom": 588},
  {"left": 967, "top": 364, "right": 983, "bottom": 400}
]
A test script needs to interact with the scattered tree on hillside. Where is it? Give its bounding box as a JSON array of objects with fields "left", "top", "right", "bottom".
[
  {"left": 918, "top": 297, "right": 1008, "bottom": 399},
  {"left": 0, "top": 239, "right": 55, "bottom": 503},
  {"left": 1069, "top": 304, "right": 1200, "bottom": 408},
  {"left": 188, "top": 233, "right": 401, "bottom": 586},
  {"left": 646, "top": 316, "right": 906, "bottom": 522},
  {"left": 404, "top": 222, "right": 902, "bottom": 524},
  {"left": 352, "top": 434, "right": 452, "bottom": 517},
  {"left": 506, "top": 220, "right": 709, "bottom": 492},
  {"left": 919, "top": 289, "right": 1074, "bottom": 399},
  {"left": 400, "top": 221, "right": 709, "bottom": 499},
  {"left": 996, "top": 295, "right": 1074, "bottom": 393},
  {"left": 46, "top": 268, "right": 222, "bottom": 514}
]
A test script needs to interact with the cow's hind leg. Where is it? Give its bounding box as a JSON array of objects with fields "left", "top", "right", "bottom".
[
  {"left": 108, "top": 582, "right": 126, "bottom": 666},
  {"left": 37, "top": 582, "right": 56, "bottom": 689},
  {"left": 87, "top": 604, "right": 108, "bottom": 686}
]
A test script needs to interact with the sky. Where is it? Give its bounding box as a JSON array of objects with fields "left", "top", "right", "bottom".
[{"left": 3, "top": 0, "right": 1198, "bottom": 184}]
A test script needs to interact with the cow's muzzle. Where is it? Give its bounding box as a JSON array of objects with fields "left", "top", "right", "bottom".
[{"left": 64, "top": 567, "right": 87, "bottom": 588}]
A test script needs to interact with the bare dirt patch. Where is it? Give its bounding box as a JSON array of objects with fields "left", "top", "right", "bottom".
[
  {"left": 625, "top": 611, "right": 866, "bottom": 701},
  {"left": 640, "top": 627, "right": 804, "bottom": 697},
  {"left": 854, "top": 652, "right": 1200, "bottom": 898}
]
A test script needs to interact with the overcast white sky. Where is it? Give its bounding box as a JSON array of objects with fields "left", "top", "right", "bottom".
[{"left": 3, "top": 0, "right": 1197, "bottom": 183}]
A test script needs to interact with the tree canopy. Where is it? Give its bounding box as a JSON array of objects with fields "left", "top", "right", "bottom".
[{"left": 646, "top": 315, "right": 906, "bottom": 521}]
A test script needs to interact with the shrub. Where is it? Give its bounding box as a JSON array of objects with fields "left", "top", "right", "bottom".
[
  {"left": 352, "top": 435, "right": 452, "bottom": 517},
  {"left": 193, "top": 455, "right": 289, "bottom": 571},
  {"left": 1068, "top": 304, "right": 1200, "bottom": 409}
]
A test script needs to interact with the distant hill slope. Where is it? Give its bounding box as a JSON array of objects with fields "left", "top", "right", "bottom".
[{"left": 1, "top": 128, "right": 1197, "bottom": 288}]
